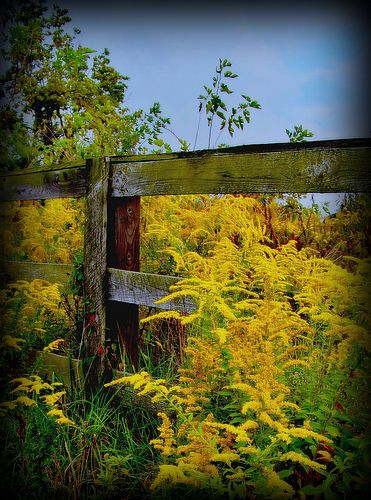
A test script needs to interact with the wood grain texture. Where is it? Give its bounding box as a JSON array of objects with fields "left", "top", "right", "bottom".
[
  {"left": 111, "top": 197, "right": 140, "bottom": 270},
  {"left": 83, "top": 157, "right": 109, "bottom": 385},
  {"left": 36, "top": 351, "right": 83, "bottom": 389},
  {"left": 111, "top": 139, "right": 371, "bottom": 196},
  {"left": 107, "top": 197, "right": 141, "bottom": 368},
  {"left": 108, "top": 268, "right": 196, "bottom": 313},
  {"left": 110, "top": 138, "right": 370, "bottom": 162},
  {"left": 0, "top": 161, "right": 86, "bottom": 201},
  {"left": 0, "top": 261, "right": 72, "bottom": 286}
]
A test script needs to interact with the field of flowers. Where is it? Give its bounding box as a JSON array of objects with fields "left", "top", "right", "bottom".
[{"left": 0, "top": 194, "right": 370, "bottom": 499}]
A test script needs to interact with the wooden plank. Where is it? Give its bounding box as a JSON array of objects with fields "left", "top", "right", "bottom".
[
  {"left": 110, "top": 197, "right": 141, "bottom": 270},
  {"left": 0, "top": 261, "right": 72, "bottom": 286},
  {"left": 107, "top": 197, "right": 141, "bottom": 369},
  {"left": 111, "top": 139, "right": 371, "bottom": 196},
  {"left": 36, "top": 351, "right": 83, "bottom": 389},
  {"left": 107, "top": 268, "right": 196, "bottom": 313},
  {"left": 0, "top": 161, "right": 86, "bottom": 201},
  {"left": 83, "top": 157, "right": 109, "bottom": 388},
  {"left": 110, "top": 138, "right": 370, "bottom": 162}
]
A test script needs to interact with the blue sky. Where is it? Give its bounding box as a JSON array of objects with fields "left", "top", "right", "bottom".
[
  {"left": 50, "top": 1, "right": 371, "bottom": 211},
  {"left": 57, "top": 0, "right": 370, "bottom": 152}
]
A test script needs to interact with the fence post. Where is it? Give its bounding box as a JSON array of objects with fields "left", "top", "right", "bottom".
[
  {"left": 107, "top": 194, "right": 141, "bottom": 370},
  {"left": 83, "top": 157, "right": 110, "bottom": 389}
]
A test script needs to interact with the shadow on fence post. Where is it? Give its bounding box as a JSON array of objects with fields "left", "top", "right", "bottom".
[{"left": 107, "top": 195, "right": 140, "bottom": 371}]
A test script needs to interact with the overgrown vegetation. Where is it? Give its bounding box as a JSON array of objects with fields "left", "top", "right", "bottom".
[{"left": 1, "top": 1, "right": 370, "bottom": 498}]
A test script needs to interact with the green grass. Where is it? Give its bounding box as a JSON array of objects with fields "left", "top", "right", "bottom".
[{"left": 0, "top": 382, "right": 160, "bottom": 499}]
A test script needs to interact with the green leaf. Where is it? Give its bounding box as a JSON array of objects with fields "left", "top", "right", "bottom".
[
  {"left": 221, "top": 83, "right": 233, "bottom": 94},
  {"left": 224, "top": 70, "right": 238, "bottom": 78},
  {"left": 277, "top": 470, "right": 293, "bottom": 479},
  {"left": 302, "top": 485, "right": 323, "bottom": 495},
  {"left": 217, "top": 390, "right": 232, "bottom": 396},
  {"left": 250, "top": 100, "right": 261, "bottom": 108},
  {"left": 326, "top": 425, "right": 341, "bottom": 437},
  {"left": 216, "top": 111, "right": 226, "bottom": 120},
  {"left": 231, "top": 416, "right": 245, "bottom": 424}
]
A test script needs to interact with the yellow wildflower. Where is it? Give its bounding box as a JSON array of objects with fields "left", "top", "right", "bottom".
[
  {"left": 210, "top": 452, "right": 240, "bottom": 463},
  {"left": 1, "top": 335, "right": 25, "bottom": 350},
  {"left": 317, "top": 450, "right": 333, "bottom": 462},
  {"left": 259, "top": 412, "right": 287, "bottom": 432},
  {"left": 10, "top": 377, "right": 33, "bottom": 386},
  {"left": 41, "top": 391, "right": 66, "bottom": 406},
  {"left": 276, "top": 432, "right": 292, "bottom": 445},
  {"left": 280, "top": 451, "right": 326, "bottom": 472},
  {"left": 150, "top": 464, "right": 187, "bottom": 491},
  {"left": 43, "top": 338, "right": 66, "bottom": 352},
  {"left": 241, "top": 400, "right": 261, "bottom": 414},
  {"left": 56, "top": 416, "right": 76, "bottom": 426},
  {"left": 213, "top": 328, "right": 228, "bottom": 344},
  {"left": 14, "top": 396, "right": 36, "bottom": 407},
  {"left": 47, "top": 408, "right": 64, "bottom": 418},
  {"left": 150, "top": 412, "right": 176, "bottom": 457},
  {"left": 263, "top": 467, "right": 295, "bottom": 499},
  {"left": 226, "top": 471, "right": 245, "bottom": 481},
  {"left": 239, "top": 445, "right": 259, "bottom": 455},
  {"left": 289, "top": 427, "right": 332, "bottom": 444},
  {"left": 240, "top": 420, "right": 259, "bottom": 431},
  {"left": 0, "top": 401, "right": 17, "bottom": 410}
]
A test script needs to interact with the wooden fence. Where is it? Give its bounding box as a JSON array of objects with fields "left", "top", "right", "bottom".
[{"left": 1, "top": 138, "right": 370, "bottom": 385}]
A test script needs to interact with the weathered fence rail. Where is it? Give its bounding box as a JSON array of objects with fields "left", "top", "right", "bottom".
[
  {"left": 1, "top": 138, "right": 370, "bottom": 384},
  {"left": 1, "top": 139, "right": 370, "bottom": 202}
]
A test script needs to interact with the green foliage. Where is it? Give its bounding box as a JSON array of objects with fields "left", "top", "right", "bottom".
[
  {"left": 286, "top": 124, "right": 314, "bottom": 143},
  {"left": 132, "top": 102, "right": 189, "bottom": 154},
  {"left": 0, "top": 0, "right": 186, "bottom": 169},
  {"left": 0, "top": 0, "right": 132, "bottom": 168},
  {"left": 0, "top": 384, "right": 159, "bottom": 497},
  {"left": 195, "top": 58, "right": 261, "bottom": 149},
  {"left": 0, "top": 2, "right": 370, "bottom": 498}
]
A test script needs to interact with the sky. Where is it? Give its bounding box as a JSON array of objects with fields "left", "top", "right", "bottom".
[
  {"left": 51, "top": 0, "right": 370, "bottom": 212},
  {"left": 55, "top": 0, "right": 370, "bottom": 151}
]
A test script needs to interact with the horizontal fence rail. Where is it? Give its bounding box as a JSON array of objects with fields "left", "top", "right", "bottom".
[
  {"left": 108, "top": 268, "right": 195, "bottom": 313},
  {"left": 0, "top": 261, "right": 73, "bottom": 285},
  {"left": 0, "top": 160, "right": 86, "bottom": 201},
  {"left": 0, "top": 262, "right": 195, "bottom": 313},
  {"left": 0, "top": 139, "right": 370, "bottom": 201},
  {"left": 111, "top": 139, "right": 371, "bottom": 196},
  {"left": 1, "top": 138, "right": 370, "bottom": 382}
]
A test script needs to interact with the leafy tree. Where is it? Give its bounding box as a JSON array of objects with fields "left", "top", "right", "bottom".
[{"left": 0, "top": 0, "right": 177, "bottom": 170}]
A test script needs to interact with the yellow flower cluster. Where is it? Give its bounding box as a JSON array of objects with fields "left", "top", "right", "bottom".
[
  {"left": 150, "top": 412, "right": 176, "bottom": 457},
  {"left": 0, "top": 375, "right": 75, "bottom": 426},
  {"left": 0, "top": 199, "right": 84, "bottom": 263},
  {"left": 107, "top": 206, "right": 369, "bottom": 497},
  {"left": 1, "top": 335, "right": 25, "bottom": 351},
  {"left": 0, "top": 279, "right": 65, "bottom": 346},
  {"left": 43, "top": 338, "right": 67, "bottom": 352},
  {"left": 262, "top": 466, "right": 295, "bottom": 499}
]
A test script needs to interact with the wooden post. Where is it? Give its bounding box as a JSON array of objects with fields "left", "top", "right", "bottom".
[
  {"left": 83, "top": 157, "right": 109, "bottom": 389},
  {"left": 107, "top": 195, "right": 141, "bottom": 370}
]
